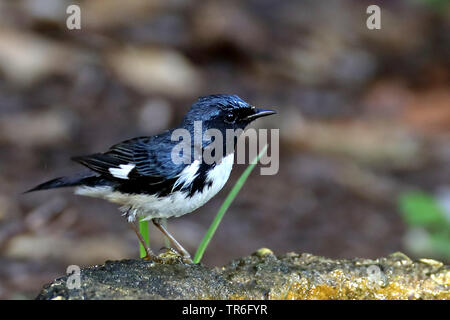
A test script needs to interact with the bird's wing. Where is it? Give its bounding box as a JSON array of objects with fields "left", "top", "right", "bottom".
[{"left": 72, "top": 135, "right": 184, "bottom": 181}]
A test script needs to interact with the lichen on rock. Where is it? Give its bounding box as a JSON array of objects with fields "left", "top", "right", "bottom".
[{"left": 37, "top": 250, "right": 449, "bottom": 300}]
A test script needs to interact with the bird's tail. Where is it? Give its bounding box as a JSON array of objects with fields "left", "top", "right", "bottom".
[{"left": 24, "top": 173, "right": 98, "bottom": 193}]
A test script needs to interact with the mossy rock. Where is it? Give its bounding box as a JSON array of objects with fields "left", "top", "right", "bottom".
[{"left": 37, "top": 250, "right": 450, "bottom": 300}]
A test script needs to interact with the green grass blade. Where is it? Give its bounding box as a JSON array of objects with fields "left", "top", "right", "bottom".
[
  {"left": 138, "top": 218, "right": 149, "bottom": 258},
  {"left": 193, "top": 144, "right": 269, "bottom": 263}
]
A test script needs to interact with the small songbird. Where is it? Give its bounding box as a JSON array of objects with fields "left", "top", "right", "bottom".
[{"left": 26, "top": 94, "right": 276, "bottom": 263}]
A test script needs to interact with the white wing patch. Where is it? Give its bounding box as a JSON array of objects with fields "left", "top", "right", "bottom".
[
  {"left": 172, "top": 160, "right": 200, "bottom": 191},
  {"left": 109, "top": 164, "right": 136, "bottom": 180},
  {"left": 206, "top": 153, "right": 234, "bottom": 186}
]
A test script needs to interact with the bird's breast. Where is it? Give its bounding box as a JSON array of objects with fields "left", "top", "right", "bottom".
[
  {"left": 202, "top": 152, "right": 234, "bottom": 197},
  {"left": 137, "top": 153, "right": 234, "bottom": 220}
]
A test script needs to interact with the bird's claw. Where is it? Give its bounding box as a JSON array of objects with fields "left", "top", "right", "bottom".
[
  {"left": 142, "top": 253, "right": 164, "bottom": 263},
  {"left": 139, "top": 246, "right": 193, "bottom": 264},
  {"left": 142, "top": 247, "right": 192, "bottom": 264}
]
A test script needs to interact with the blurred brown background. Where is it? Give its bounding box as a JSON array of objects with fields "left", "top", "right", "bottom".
[{"left": 0, "top": 0, "right": 449, "bottom": 299}]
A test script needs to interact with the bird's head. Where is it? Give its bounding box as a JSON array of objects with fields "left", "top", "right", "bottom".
[{"left": 182, "top": 94, "right": 276, "bottom": 132}]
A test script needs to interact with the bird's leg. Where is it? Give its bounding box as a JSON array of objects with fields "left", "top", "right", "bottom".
[
  {"left": 152, "top": 218, "right": 193, "bottom": 263},
  {"left": 125, "top": 208, "right": 160, "bottom": 262},
  {"left": 129, "top": 220, "right": 157, "bottom": 260}
]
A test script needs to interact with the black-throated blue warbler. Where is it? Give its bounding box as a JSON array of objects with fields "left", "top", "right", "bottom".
[{"left": 26, "top": 94, "right": 276, "bottom": 263}]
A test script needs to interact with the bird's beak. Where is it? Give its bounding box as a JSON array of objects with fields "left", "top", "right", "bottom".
[{"left": 245, "top": 108, "right": 277, "bottom": 121}]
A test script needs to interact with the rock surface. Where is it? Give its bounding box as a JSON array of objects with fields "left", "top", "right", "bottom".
[{"left": 37, "top": 250, "right": 449, "bottom": 300}]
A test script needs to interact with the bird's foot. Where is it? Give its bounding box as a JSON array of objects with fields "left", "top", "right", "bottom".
[
  {"left": 142, "top": 253, "right": 165, "bottom": 264},
  {"left": 182, "top": 256, "right": 194, "bottom": 264},
  {"left": 157, "top": 247, "right": 193, "bottom": 264}
]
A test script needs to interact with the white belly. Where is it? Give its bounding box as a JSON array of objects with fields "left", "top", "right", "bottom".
[{"left": 75, "top": 153, "right": 234, "bottom": 221}]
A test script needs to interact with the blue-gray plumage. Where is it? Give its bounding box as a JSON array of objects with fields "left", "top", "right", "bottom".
[{"left": 26, "top": 94, "right": 276, "bottom": 263}]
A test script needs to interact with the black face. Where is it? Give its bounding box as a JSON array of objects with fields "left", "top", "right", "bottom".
[
  {"left": 177, "top": 94, "right": 276, "bottom": 159},
  {"left": 221, "top": 105, "right": 277, "bottom": 129},
  {"left": 184, "top": 94, "right": 276, "bottom": 132}
]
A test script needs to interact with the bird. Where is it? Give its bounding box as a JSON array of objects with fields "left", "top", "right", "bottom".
[{"left": 26, "top": 94, "right": 276, "bottom": 263}]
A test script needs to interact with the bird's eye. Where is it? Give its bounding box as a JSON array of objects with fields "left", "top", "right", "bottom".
[{"left": 224, "top": 113, "right": 236, "bottom": 124}]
